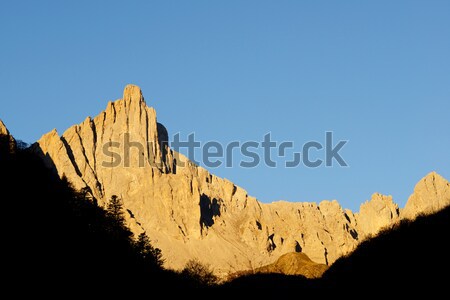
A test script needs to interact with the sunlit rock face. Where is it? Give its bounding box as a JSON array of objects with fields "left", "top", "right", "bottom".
[{"left": 35, "top": 85, "right": 450, "bottom": 275}]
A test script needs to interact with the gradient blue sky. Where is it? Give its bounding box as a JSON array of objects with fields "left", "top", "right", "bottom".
[{"left": 1, "top": 1, "right": 449, "bottom": 210}]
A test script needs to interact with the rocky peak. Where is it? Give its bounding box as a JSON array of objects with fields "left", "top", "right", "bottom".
[
  {"left": 0, "top": 119, "right": 9, "bottom": 136},
  {"left": 402, "top": 172, "right": 450, "bottom": 220},
  {"left": 356, "top": 193, "right": 400, "bottom": 238},
  {"left": 0, "top": 119, "right": 16, "bottom": 155},
  {"left": 123, "top": 84, "right": 145, "bottom": 105}
]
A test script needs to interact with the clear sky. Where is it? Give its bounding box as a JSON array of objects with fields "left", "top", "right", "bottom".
[{"left": 1, "top": 0, "right": 449, "bottom": 210}]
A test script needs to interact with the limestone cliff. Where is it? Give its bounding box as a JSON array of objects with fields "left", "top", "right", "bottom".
[
  {"left": 34, "top": 85, "right": 450, "bottom": 275},
  {"left": 356, "top": 193, "right": 400, "bottom": 238},
  {"left": 402, "top": 172, "right": 450, "bottom": 220}
]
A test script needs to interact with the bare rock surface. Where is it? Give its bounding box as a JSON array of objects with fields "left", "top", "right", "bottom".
[{"left": 34, "top": 85, "right": 450, "bottom": 275}]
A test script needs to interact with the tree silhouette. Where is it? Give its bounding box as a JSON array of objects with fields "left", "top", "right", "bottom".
[
  {"left": 105, "top": 195, "right": 132, "bottom": 241},
  {"left": 107, "top": 195, "right": 125, "bottom": 227},
  {"left": 80, "top": 186, "right": 97, "bottom": 206},
  {"left": 182, "top": 259, "right": 218, "bottom": 286},
  {"left": 135, "top": 232, "right": 164, "bottom": 268}
]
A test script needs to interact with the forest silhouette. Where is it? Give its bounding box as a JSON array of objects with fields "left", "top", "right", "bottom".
[{"left": 1, "top": 135, "right": 209, "bottom": 293}]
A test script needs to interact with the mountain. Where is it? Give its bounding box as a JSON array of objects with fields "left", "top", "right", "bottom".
[
  {"left": 33, "top": 85, "right": 450, "bottom": 275},
  {"left": 3, "top": 122, "right": 446, "bottom": 291}
]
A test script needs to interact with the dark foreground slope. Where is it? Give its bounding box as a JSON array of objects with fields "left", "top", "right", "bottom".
[
  {"left": 322, "top": 205, "right": 450, "bottom": 288},
  {"left": 0, "top": 136, "right": 200, "bottom": 294}
]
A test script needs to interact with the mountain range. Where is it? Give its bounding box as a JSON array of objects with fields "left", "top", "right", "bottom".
[{"left": 2, "top": 85, "right": 449, "bottom": 276}]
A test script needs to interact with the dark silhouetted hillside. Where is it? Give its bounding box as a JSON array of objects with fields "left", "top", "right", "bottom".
[
  {"left": 0, "top": 134, "right": 203, "bottom": 294},
  {"left": 322, "top": 205, "right": 450, "bottom": 288}
]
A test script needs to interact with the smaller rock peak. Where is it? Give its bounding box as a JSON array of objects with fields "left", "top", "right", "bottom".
[
  {"left": 422, "top": 171, "right": 440, "bottom": 181},
  {"left": 416, "top": 171, "right": 448, "bottom": 188},
  {"left": 0, "top": 119, "right": 10, "bottom": 136},
  {"left": 123, "top": 84, "right": 145, "bottom": 105},
  {"left": 415, "top": 171, "right": 448, "bottom": 191},
  {"left": 370, "top": 193, "right": 393, "bottom": 203},
  {"left": 38, "top": 128, "right": 59, "bottom": 142},
  {"left": 403, "top": 171, "right": 450, "bottom": 220},
  {"left": 0, "top": 119, "right": 16, "bottom": 154},
  {"left": 50, "top": 128, "right": 59, "bottom": 135}
]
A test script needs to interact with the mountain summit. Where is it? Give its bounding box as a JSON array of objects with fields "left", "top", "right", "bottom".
[
  {"left": 33, "top": 85, "right": 450, "bottom": 275},
  {"left": 403, "top": 172, "right": 450, "bottom": 220}
]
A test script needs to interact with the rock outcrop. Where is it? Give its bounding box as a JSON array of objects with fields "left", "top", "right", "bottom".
[
  {"left": 34, "top": 85, "right": 450, "bottom": 275},
  {"left": 255, "top": 252, "right": 328, "bottom": 278},
  {"left": 0, "top": 120, "right": 16, "bottom": 155},
  {"left": 402, "top": 172, "right": 450, "bottom": 220},
  {"left": 356, "top": 193, "right": 400, "bottom": 238}
]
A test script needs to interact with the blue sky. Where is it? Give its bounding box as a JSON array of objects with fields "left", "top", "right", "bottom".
[{"left": 1, "top": 0, "right": 449, "bottom": 210}]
